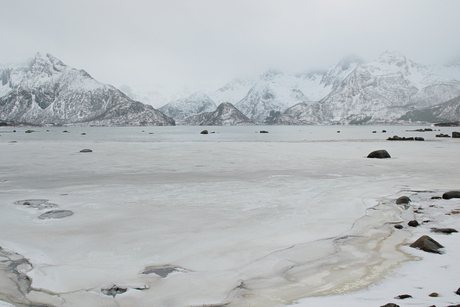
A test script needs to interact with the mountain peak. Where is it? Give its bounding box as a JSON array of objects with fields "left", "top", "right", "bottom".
[
  {"left": 375, "top": 51, "right": 407, "bottom": 65},
  {"left": 260, "top": 69, "right": 283, "bottom": 81}
]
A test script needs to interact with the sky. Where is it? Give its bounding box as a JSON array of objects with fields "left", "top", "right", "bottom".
[{"left": 1, "top": 0, "right": 460, "bottom": 93}]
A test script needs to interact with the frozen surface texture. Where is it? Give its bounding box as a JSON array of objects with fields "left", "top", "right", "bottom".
[{"left": 0, "top": 126, "right": 459, "bottom": 306}]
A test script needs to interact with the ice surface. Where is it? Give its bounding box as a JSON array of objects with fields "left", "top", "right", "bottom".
[{"left": 0, "top": 126, "right": 459, "bottom": 306}]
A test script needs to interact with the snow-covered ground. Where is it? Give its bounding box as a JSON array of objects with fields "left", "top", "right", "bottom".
[{"left": 0, "top": 126, "right": 459, "bottom": 307}]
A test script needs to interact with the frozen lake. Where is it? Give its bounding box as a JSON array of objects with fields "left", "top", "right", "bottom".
[{"left": 1, "top": 125, "right": 459, "bottom": 306}]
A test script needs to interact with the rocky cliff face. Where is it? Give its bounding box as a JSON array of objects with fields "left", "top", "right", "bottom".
[
  {"left": 183, "top": 102, "right": 254, "bottom": 126},
  {"left": 399, "top": 95, "right": 460, "bottom": 123},
  {"left": 0, "top": 53, "right": 175, "bottom": 126}
]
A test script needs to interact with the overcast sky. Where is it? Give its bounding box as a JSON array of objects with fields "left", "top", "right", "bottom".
[{"left": 1, "top": 0, "right": 460, "bottom": 92}]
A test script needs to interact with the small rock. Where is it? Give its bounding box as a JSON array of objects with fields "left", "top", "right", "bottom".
[
  {"left": 337, "top": 131, "right": 340, "bottom": 133},
  {"left": 396, "top": 196, "right": 411, "bottom": 204},
  {"left": 442, "top": 191, "right": 460, "bottom": 199},
  {"left": 101, "top": 286, "right": 127, "bottom": 297},
  {"left": 372, "top": 131, "right": 377, "bottom": 133},
  {"left": 25, "top": 130, "right": 35, "bottom": 133},
  {"left": 431, "top": 228, "right": 458, "bottom": 234},
  {"left": 367, "top": 150, "right": 391, "bottom": 159},
  {"left": 80, "top": 149, "right": 92, "bottom": 153},
  {"left": 428, "top": 292, "right": 439, "bottom": 297},
  {"left": 260, "top": 130, "right": 269, "bottom": 133},
  {"left": 456, "top": 287, "right": 460, "bottom": 295},
  {"left": 410, "top": 235, "right": 444, "bottom": 254},
  {"left": 431, "top": 196, "right": 442, "bottom": 199},
  {"left": 452, "top": 131, "right": 460, "bottom": 138},
  {"left": 408, "top": 220, "right": 419, "bottom": 227},
  {"left": 436, "top": 133, "right": 450, "bottom": 138},
  {"left": 63, "top": 130, "right": 69, "bottom": 133},
  {"left": 394, "top": 224, "right": 403, "bottom": 229},
  {"left": 81, "top": 133, "right": 86, "bottom": 135},
  {"left": 200, "top": 130, "right": 209, "bottom": 134},
  {"left": 395, "top": 294, "right": 412, "bottom": 299},
  {"left": 414, "top": 137, "right": 424, "bottom": 141},
  {"left": 448, "top": 305, "right": 460, "bottom": 307},
  {"left": 382, "top": 130, "right": 387, "bottom": 133},
  {"left": 380, "top": 304, "right": 399, "bottom": 307}
]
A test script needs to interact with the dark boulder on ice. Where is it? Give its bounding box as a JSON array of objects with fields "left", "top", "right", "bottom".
[
  {"left": 80, "top": 149, "right": 92, "bottom": 153},
  {"left": 436, "top": 133, "right": 450, "bottom": 138},
  {"left": 260, "top": 130, "right": 269, "bottom": 133},
  {"left": 395, "top": 294, "right": 412, "bottom": 299},
  {"left": 431, "top": 227, "right": 458, "bottom": 234},
  {"left": 394, "top": 224, "right": 403, "bottom": 229},
  {"left": 101, "top": 285, "right": 127, "bottom": 297},
  {"left": 408, "top": 220, "right": 419, "bottom": 227},
  {"left": 452, "top": 131, "right": 460, "bottom": 138},
  {"left": 396, "top": 196, "right": 411, "bottom": 204},
  {"left": 200, "top": 130, "right": 209, "bottom": 134},
  {"left": 409, "top": 235, "right": 444, "bottom": 254},
  {"left": 380, "top": 304, "right": 399, "bottom": 307},
  {"left": 367, "top": 150, "right": 391, "bottom": 159},
  {"left": 442, "top": 191, "right": 460, "bottom": 199},
  {"left": 414, "top": 137, "right": 424, "bottom": 141},
  {"left": 456, "top": 287, "right": 460, "bottom": 295},
  {"left": 387, "top": 135, "right": 414, "bottom": 141},
  {"left": 38, "top": 210, "right": 73, "bottom": 219}
]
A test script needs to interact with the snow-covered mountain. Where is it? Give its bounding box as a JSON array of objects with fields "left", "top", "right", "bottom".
[
  {"left": 234, "top": 57, "right": 363, "bottom": 124},
  {"left": 208, "top": 78, "right": 255, "bottom": 106},
  {"left": 183, "top": 102, "right": 254, "bottom": 126},
  {"left": 159, "top": 91, "right": 217, "bottom": 122},
  {"left": 275, "top": 51, "right": 460, "bottom": 125},
  {"left": 0, "top": 53, "right": 175, "bottom": 126}
]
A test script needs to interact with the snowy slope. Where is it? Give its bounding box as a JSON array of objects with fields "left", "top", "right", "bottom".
[
  {"left": 158, "top": 91, "right": 217, "bottom": 121},
  {"left": 0, "top": 53, "right": 175, "bottom": 126}
]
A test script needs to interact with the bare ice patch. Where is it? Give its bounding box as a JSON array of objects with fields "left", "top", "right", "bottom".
[
  {"left": 14, "top": 199, "right": 57, "bottom": 210},
  {"left": 37, "top": 210, "right": 74, "bottom": 220}
]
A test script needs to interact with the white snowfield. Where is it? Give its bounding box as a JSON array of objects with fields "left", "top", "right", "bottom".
[{"left": 0, "top": 126, "right": 459, "bottom": 307}]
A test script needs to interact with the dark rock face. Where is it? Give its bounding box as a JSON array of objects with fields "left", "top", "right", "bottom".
[
  {"left": 367, "top": 150, "right": 391, "bottom": 159},
  {"left": 431, "top": 228, "right": 458, "bottom": 234},
  {"left": 453, "top": 131, "right": 460, "bottom": 138},
  {"left": 456, "top": 287, "right": 460, "bottom": 295},
  {"left": 410, "top": 235, "right": 444, "bottom": 254},
  {"left": 443, "top": 191, "right": 460, "bottom": 199},
  {"left": 408, "top": 220, "right": 419, "bottom": 227},
  {"left": 101, "top": 286, "right": 127, "bottom": 297},
  {"left": 396, "top": 196, "right": 411, "bottom": 204},
  {"left": 38, "top": 210, "right": 73, "bottom": 219},
  {"left": 184, "top": 102, "right": 254, "bottom": 126}
]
